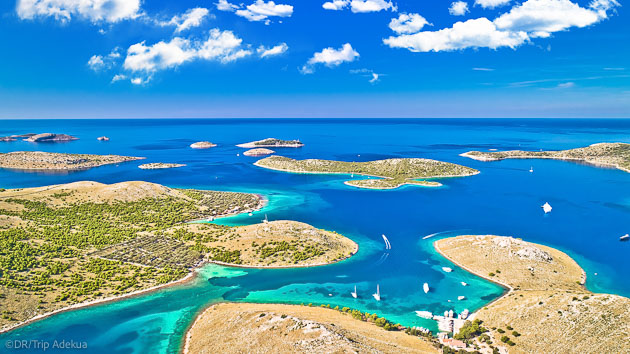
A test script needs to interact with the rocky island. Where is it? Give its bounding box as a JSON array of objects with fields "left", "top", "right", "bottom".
[
  {"left": 462, "top": 142, "right": 630, "bottom": 173},
  {"left": 254, "top": 156, "right": 478, "bottom": 189},
  {"left": 138, "top": 163, "right": 186, "bottom": 169},
  {"left": 190, "top": 141, "right": 217, "bottom": 149},
  {"left": 237, "top": 138, "right": 304, "bottom": 148},
  {"left": 25, "top": 133, "right": 79, "bottom": 142},
  {"left": 0, "top": 151, "right": 143, "bottom": 170},
  {"left": 243, "top": 148, "right": 275, "bottom": 156},
  {"left": 184, "top": 303, "right": 437, "bottom": 354},
  {"left": 435, "top": 235, "right": 630, "bottom": 353},
  {"left": 0, "top": 181, "right": 357, "bottom": 331}
]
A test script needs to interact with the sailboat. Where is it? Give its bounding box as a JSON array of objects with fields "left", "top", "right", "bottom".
[
  {"left": 529, "top": 166, "right": 534, "bottom": 173},
  {"left": 351, "top": 285, "right": 358, "bottom": 298},
  {"left": 263, "top": 214, "right": 269, "bottom": 223},
  {"left": 382, "top": 234, "right": 391, "bottom": 250},
  {"left": 372, "top": 284, "right": 381, "bottom": 301},
  {"left": 542, "top": 202, "right": 552, "bottom": 214},
  {"left": 423, "top": 282, "right": 429, "bottom": 294}
]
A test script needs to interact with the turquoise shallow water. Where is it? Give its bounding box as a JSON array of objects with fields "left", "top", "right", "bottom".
[{"left": 1, "top": 119, "right": 629, "bottom": 353}]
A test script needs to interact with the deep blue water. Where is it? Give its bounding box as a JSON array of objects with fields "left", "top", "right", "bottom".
[{"left": 1, "top": 119, "right": 629, "bottom": 353}]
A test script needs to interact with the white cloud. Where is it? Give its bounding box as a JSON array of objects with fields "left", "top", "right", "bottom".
[
  {"left": 384, "top": 18, "right": 528, "bottom": 52},
  {"left": 557, "top": 81, "right": 575, "bottom": 88},
  {"left": 449, "top": 1, "right": 470, "bottom": 15},
  {"left": 350, "top": 68, "right": 381, "bottom": 83},
  {"left": 235, "top": 0, "right": 293, "bottom": 22},
  {"left": 123, "top": 29, "right": 250, "bottom": 78},
  {"left": 473, "top": 67, "right": 495, "bottom": 71},
  {"left": 16, "top": 0, "right": 141, "bottom": 23},
  {"left": 130, "top": 77, "right": 147, "bottom": 85},
  {"left": 258, "top": 43, "right": 289, "bottom": 58},
  {"left": 161, "top": 8, "right": 209, "bottom": 33},
  {"left": 494, "top": 0, "right": 616, "bottom": 38},
  {"left": 475, "top": 0, "right": 511, "bottom": 9},
  {"left": 302, "top": 43, "right": 359, "bottom": 74},
  {"left": 384, "top": 0, "right": 619, "bottom": 53},
  {"left": 350, "top": 0, "right": 396, "bottom": 13},
  {"left": 322, "top": 0, "right": 349, "bottom": 10},
  {"left": 111, "top": 74, "right": 127, "bottom": 82},
  {"left": 87, "top": 48, "right": 121, "bottom": 71},
  {"left": 389, "top": 13, "right": 430, "bottom": 34},
  {"left": 216, "top": 0, "right": 240, "bottom": 11}
]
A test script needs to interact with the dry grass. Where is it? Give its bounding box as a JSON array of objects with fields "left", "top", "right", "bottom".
[
  {"left": 184, "top": 303, "right": 438, "bottom": 354},
  {"left": 435, "top": 235, "right": 630, "bottom": 353},
  {"left": 0, "top": 151, "right": 142, "bottom": 170}
]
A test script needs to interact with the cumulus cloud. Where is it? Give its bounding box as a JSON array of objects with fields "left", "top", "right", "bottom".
[
  {"left": 323, "top": 0, "right": 396, "bottom": 13},
  {"left": 16, "top": 0, "right": 141, "bottom": 23},
  {"left": 257, "top": 43, "right": 289, "bottom": 58},
  {"left": 384, "top": 0, "right": 619, "bottom": 53},
  {"left": 216, "top": 0, "right": 239, "bottom": 11},
  {"left": 111, "top": 74, "right": 127, "bottom": 82},
  {"left": 475, "top": 0, "right": 511, "bottom": 9},
  {"left": 494, "top": 0, "right": 617, "bottom": 38},
  {"left": 87, "top": 48, "right": 121, "bottom": 71},
  {"left": 160, "top": 7, "right": 210, "bottom": 33},
  {"left": 389, "top": 13, "right": 430, "bottom": 34},
  {"left": 233, "top": 0, "right": 293, "bottom": 22},
  {"left": 322, "top": 0, "right": 349, "bottom": 10},
  {"left": 122, "top": 29, "right": 251, "bottom": 82},
  {"left": 301, "top": 43, "right": 359, "bottom": 74},
  {"left": 449, "top": 1, "right": 470, "bottom": 15}
]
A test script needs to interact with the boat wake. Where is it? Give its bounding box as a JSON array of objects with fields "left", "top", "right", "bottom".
[{"left": 422, "top": 229, "right": 469, "bottom": 240}]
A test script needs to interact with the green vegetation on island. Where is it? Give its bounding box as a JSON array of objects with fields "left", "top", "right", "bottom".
[
  {"left": 138, "top": 163, "right": 186, "bottom": 169},
  {"left": 237, "top": 138, "right": 304, "bottom": 148},
  {"left": 0, "top": 151, "right": 143, "bottom": 170},
  {"left": 462, "top": 142, "right": 630, "bottom": 173},
  {"left": 254, "top": 155, "right": 478, "bottom": 189}
]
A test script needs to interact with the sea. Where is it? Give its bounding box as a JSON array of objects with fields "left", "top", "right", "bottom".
[{"left": 0, "top": 118, "right": 629, "bottom": 353}]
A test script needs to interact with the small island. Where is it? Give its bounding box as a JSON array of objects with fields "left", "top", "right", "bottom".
[
  {"left": 0, "top": 151, "right": 143, "bottom": 170},
  {"left": 190, "top": 141, "right": 217, "bottom": 149},
  {"left": 25, "top": 133, "right": 79, "bottom": 142},
  {"left": 254, "top": 156, "right": 479, "bottom": 189},
  {"left": 184, "top": 303, "right": 438, "bottom": 354},
  {"left": 434, "top": 235, "right": 630, "bottom": 353},
  {"left": 462, "top": 142, "right": 630, "bottom": 173},
  {"left": 237, "top": 138, "right": 304, "bottom": 148},
  {"left": 138, "top": 163, "right": 186, "bottom": 169},
  {"left": 243, "top": 148, "right": 275, "bottom": 156}
]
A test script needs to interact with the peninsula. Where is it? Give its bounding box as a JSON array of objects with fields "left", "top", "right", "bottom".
[
  {"left": 254, "top": 156, "right": 479, "bottom": 189},
  {"left": 462, "top": 142, "right": 630, "bottom": 173},
  {"left": 243, "top": 148, "right": 275, "bottom": 156},
  {"left": 0, "top": 181, "right": 356, "bottom": 331},
  {"left": 138, "top": 163, "right": 186, "bottom": 169},
  {"left": 435, "top": 235, "right": 630, "bottom": 353},
  {"left": 0, "top": 151, "right": 143, "bottom": 170},
  {"left": 184, "top": 303, "right": 438, "bottom": 354},
  {"left": 190, "top": 141, "right": 217, "bottom": 149},
  {"left": 0, "top": 133, "right": 78, "bottom": 143},
  {"left": 237, "top": 138, "right": 304, "bottom": 148}
]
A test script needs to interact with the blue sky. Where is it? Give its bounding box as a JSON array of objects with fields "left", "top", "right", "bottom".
[{"left": 0, "top": 0, "right": 628, "bottom": 118}]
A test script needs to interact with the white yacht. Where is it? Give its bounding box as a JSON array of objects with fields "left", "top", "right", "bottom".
[
  {"left": 458, "top": 296, "right": 466, "bottom": 301},
  {"left": 382, "top": 234, "right": 391, "bottom": 250},
  {"left": 442, "top": 267, "right": 453, "bottom": 273},
  {"left": 542, "top": 202, "right": 552, "bottom": 214},
  {"left": 423, "top": 282, "right": 429, "bottom": 294},
  {"left": 372, "top": 284, "right": 381, "bottom": 301},
  {"left": 461, "top": 282, "right": 468, "bottom": 286},
  {"left": 621, "top": 234, "right": 629, "bottom": 241}
]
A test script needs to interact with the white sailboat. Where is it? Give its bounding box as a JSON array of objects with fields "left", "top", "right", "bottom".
[
  {"left": 542, "top": 202, "right": 552, "bottom": 214},
  {"left": 529, "top": 166, "right": 534, "bottom": 173},
  {"left": 382, "top": 234, "right": 391, "bottom": 250},
  {"left": 372, "top": 284, "right": 381, "bottom": 301},
  {"left": 263, "top": 214, "right": 269, "bottom": 223},
  {"left": 351, "top": 285, "right": 358, "bottom": 298},
  {"left": 423, "top": 282, "right": 429, "bottom": 294}
]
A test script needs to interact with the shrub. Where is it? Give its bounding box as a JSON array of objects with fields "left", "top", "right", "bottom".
[
  {"left": 506, "top": 325, "right": 513, "bottom": 330},
  {"left": 512, "top": 331, "right": 521, "bottom": 337},
  {"left": 488, "top": 272, "right": 495, "bottom": 277},
  {"left": 497, "top": 328, "right": 505, "bottom": 333},
  {"left": 500, "top": 336, "right": 509, "bottom": 343}
]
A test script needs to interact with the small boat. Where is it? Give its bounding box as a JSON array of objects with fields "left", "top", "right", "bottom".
[
  {"left": 529, "top": 166, "right": 534, "bottom": 173},
  {"left": 328, "top": 293, "right": 333, "bottom": 297},
  {"left": 461, "top": 282, "right": 468, "bottom": 286},
  {"left": 97, "top": 136, "right": 110, "bottom": 141},
  {"left": 458, "top": 296, "right": 466, "bottom": 301},
  {"left": 351, "top": 285, "right": 358, "bottom": 298},
  {"left": 415, "top": 310, "right": 433, "bottom": 319},
  {"left": 460, "top": 309, "right": 470, "bottom": 320},
  {"left": 442, "top": 267, "right": 453, "bottom": 273},
  {"left": 237, "top": 153, "right": 240, "bottom": 156},
  {"left": 372, "top": 284, "right": 381, "bottom": 301},
  {"left": 621, "top": 234, "right": 629, "bottom": 241},
  {"left": 248, "top": 212, "right": 253, "bottom": 216},
  {"left": 263, "top": 214, "right": 269, "bottom": 223},
  {"left": 382, "top": 234, "right": 391, "bottom": 250},
  {"left": 423, "top": 282, "right": 429, "bottom": 294},
  {"left": 542, "top": 202, "right": 552, "bottom": 214}
]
